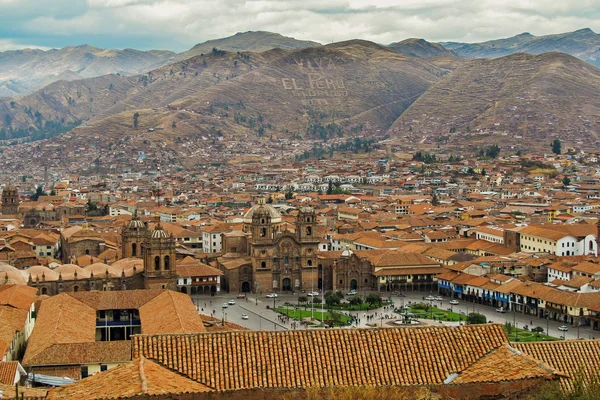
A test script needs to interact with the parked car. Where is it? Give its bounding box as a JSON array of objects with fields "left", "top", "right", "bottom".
[
  {"left": 307, "top": 292, "right": 320, "bottom": 297},
  {"left": 228, "top": 300, "right": 236, "bottom": 305},
  {"left": 241, "top": 314, "right": 249, "bottom": 320},
  {"left": 237, "top": 294, "right": 246, "bottom": 299},
  {"left": 496, "top": 307, "right": 506, "bottom": 313},
  {"left": 558, "top": 325, "right": 569, "bottom": 331},
  {"left": 222, "top": 303, "right": 228, "bottom": 308},
  {"left": 450, "top": 300, "right": 459, "bottom": 305},
  {"left": 266, "top": 293, "right": 278, "bottom": 298},
  {"left": 435, "top": 296, "right": 443, "bottom": 301},
  {"left": 425, "top": 295, "right": 435, "bottom": 301},
  {"left": 347, "top": 290, "right": 357, "bottom": 296}
]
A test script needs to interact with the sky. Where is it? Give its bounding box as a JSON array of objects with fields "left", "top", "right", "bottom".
[{"left": 1, "top": 0, "right": 600, "bottom": 52}]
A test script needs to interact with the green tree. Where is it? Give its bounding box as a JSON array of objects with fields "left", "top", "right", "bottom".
[
  {"left": 467, "top": 167, "right": 475, "bottom": 175},
  {"left": 30, "top": 185, "right": 44, "bottom": 201},
  {"left": 133, "top": 112, "right": 140, "bottom": 128},
  {"left": 285, "top": 188, "right": 294, "bottom": 200},
  {"left": 266, "top": 195, "right": 273, "bottom": 204},
  {"left": 551, "top": 139, "right": 561, "bottom": 155},
  {"left": 326, "top": 181, "right": 333, "bottom": 195},
  {"left": 431, "top": 192, "right": 440, "bottom": 206},
  {"left": 312, "top": 297, "right": 322, "bottom": 304},
  {"left": 467, "top": 312, "right": 487, "bottom": 324},
  {"left": 366, "top": 294, "right": 382, "bottom": 306},
  {"left": 298, "top": 296, "right": 308, "bottom": 305},
  {"left": 349, "top": 296, "right": 363, "bottom": 306},
  {"left": 481, "top": 168, "right": 487, "bottom": 176},
  {"left": 86, "top": 199, "right": 98, "bottom": 213},
  {"left": 562, "top": 176, "right": 571, "bottom": 186}
]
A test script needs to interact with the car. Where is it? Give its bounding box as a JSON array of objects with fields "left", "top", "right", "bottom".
[
  {"left": 558, "top": 325, "right": 569, "bottom": 331},
  {"left": 450, "top": 300, "right": 459, "bottom": 305},
  {"left": 435, "top": 296, "right": 443, "bottom": 301},
  {"left": 241, "top": 314, "right": 249, "bottom": 320},
  {"left": 266, "top": 293, "right": 278, "bottom": 298},
  {"left": 307, "top": 292, "right": 320, "bottom": 297},
  {"left": 237, "top": 294, "right": 246, "bottom": 299},
  {"left": 425, "top": 295, "right": 435, "bottom": 301},
  {"left": 228, "top": 300, "right": 236, "bottom": 305},
  {"left": 347, "top": 290, "right": 357, "bottom": 296},
  {"left": 222, "top": 303, "right": 228, "bottom": 308},
  {"left": 496, "top": 307, "right": 506, "bottom": 313}
]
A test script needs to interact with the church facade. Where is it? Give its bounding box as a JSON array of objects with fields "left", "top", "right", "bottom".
[{"left": 219, "top": 199, "right": 322, "bottom": 293}]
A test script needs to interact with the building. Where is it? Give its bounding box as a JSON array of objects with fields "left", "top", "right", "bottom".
[
  {"left": 176, "top": 256, "right": 223, "bottom": 295},
  {"left": 1, "top": 186, "right": 18, "bottom": 216},
  {"left": 219, "top": 199, "right": 319, "bottom": 293},
  {"left": 0, "top": 284, "right": 37, "bottom": 362},
  {"left": 46, "top": 324, "right": 566, "bottom": 400},
  {"left": 22, "top": 289, "right": 205, "bottom": 380}
]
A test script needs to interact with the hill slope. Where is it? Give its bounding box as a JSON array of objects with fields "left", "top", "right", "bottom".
[
  {"left": 0, "top": 45, "right": 175, "bottom": 97},
  {"left": 442, "top": 28, "right": 600, "bottom": 67},
  {"left": 390, "top": 52, "right": 600, "bottom": 148},
  {"left": 388, "top": 38, "right": 455, "bottom": 58},
  {"left": 0, "top": 40, "right": 444, "bottom": 173}
]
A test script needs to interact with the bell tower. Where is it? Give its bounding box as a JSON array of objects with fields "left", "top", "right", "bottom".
[
  {"left": 142, "top": 222, "right": 177, "bottom": 290},
  {"left": 121, "top": 211, "right": 148, "bottom": 259},
  {"left": 251, "top": 198, "right": 274, "bottom": 243},
  {"left": 1, "top": 185, "right": 18, "bottom": 216}
]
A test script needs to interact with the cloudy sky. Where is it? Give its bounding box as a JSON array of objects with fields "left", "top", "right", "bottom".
[{"left": 1, "top": 0, "right": 599, "bottom": 52}]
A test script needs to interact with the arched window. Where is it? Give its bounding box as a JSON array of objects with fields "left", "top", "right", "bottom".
[
  {"left": 261, "top": 228, "right": 266, "bottom": 237},
  {"left": 73, "top": 286, "right": 79, "bottom": 292},
  {"left": 308, "top": 260, "right": 313, "bottom": 267},
  {"left": 164, "top": 256, "right": 170, "bottom": 270},
  {"left": 132, "top": 243, "right": 137, "bottom": 257},
  {"left": 41, "top": 287, "right": 47, "bottom": 295},
  {"left": 306, "top": 227, "right": 312, "bottom": 236},
  {"left": 261, "top": 219, "right": 265, "bottom": 224},
  {"left": 85, "top": 249, "right": 90, "bottom": 255},
  {"left": 306, "top": 217, "right": 311, "bottom": 222},
  {"left": 261, "top": 261, "right": 266, "bottom": 269},
  {"left": 154, "top": 256, "right": 160, "bottom": 271}
]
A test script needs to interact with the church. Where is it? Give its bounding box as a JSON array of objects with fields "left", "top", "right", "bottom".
[
  {"left": 23, "top": 215, "right": 178, "bottom": 296},
  {"left": 218, "top": 198, "right": 321, "bottom": 293}
]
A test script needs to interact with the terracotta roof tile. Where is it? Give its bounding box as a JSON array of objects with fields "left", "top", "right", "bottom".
[
  {"left": 46, "top": 356, "right": 210, "bottom": 400},
  {"left": 132, "top": 325, "right": 509, "bottom": 391}
]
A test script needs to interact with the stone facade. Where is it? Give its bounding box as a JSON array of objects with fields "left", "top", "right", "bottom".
[{"left": 1, "top": 185, "right": 18, "bottom": 215}]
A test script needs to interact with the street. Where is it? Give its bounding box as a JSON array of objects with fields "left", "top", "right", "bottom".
[{"left": 190, "top": 291, "right": 599, "bottom": 340}]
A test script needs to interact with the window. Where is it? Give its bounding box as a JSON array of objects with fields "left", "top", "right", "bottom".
[
  {"left": 339, "top": 280, "right": 343, "bottom": 285},
  {"left": 85, "top": 249, "right": 90, "bottom": 255},
  {"left": 164, "top": 256, "right": 170, "bottom": 270},
  {"left": 81, "top": 366, "right": 89, "bottom": 378},
  {"left": 308, "top": 260, "right": 312, "bottom": 267},
  {"left": 155, "top": 256, "right": 160, "bottom": 271},
  {"left": 100, "top": 365, "right": 108, "bottom": 372},
  {"left": 132, "top": 243, "right": 137, "bottom": 257},
  {"left": 261, "top": 261, "right": 266, "bottom": 269}
]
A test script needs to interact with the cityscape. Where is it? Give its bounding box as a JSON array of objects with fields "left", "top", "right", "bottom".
[{"left": 1, "top": 1, "right": 600, "bottom": 399}]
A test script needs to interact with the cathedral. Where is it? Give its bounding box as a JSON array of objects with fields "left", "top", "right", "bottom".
[
  {"left": 219, "top": 199, "right": 322, "bottom": 293},
  {"left": 22, "top": 215, "right": 178, "bottom": 296}
]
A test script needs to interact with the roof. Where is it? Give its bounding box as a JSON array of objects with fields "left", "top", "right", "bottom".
[
  {"left": 0, "top": 285, "right": 37, "bottom": 358},
  {"left": 23, "top": 290, "right": 205, "bottom": 367},
  {"left": 176, "top": 256, "right": 223, "bottom": 278},
  {"left": 132, "top": 325, "right": 510, "bottom": 391},
  {"left": 0, "top": 361, "right": 19, "bottom": 385},
  {"left": 46, "top": 356, "right": 210, "bottom": 400},
  {"left": 513, "top": 340, "right": 600, "bottom": 392}
]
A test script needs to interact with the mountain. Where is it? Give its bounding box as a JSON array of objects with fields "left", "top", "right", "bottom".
[
  {"left": 388, "top": 38, "right": 455, "bottom": 58},
  {"left": 0, "top": 45, "right": 175, "bottom": 97},
  {"left": 174, "top": 31, "right": 321, "bottom": 62},
  {"left": 390, "top": 52, "right": 600, "bottom": 148},
  {"left": 0, "top": 40, "right": 444, "bottom": 172},
  {"left": 441, "top": 28, "right": 600, "bottom": 67}
]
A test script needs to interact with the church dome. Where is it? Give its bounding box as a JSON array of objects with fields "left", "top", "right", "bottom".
[
  {"left": 26, "top": 266, "right": 59, "bottom": 281},
  {"left": 54, "top": 264, "right": 91, "bottom": 280},
  {"left": 151, "top": 224, "right": 171, "bottom": 239},
  {"left": 243, "top": 198, "right": 282, "bottom": 224},
  {"left": 127, "top": 218, "right": 146, "bottom": 230},
  {"left": 85, "top": 263, "right": 120, "bottom": 278}
]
